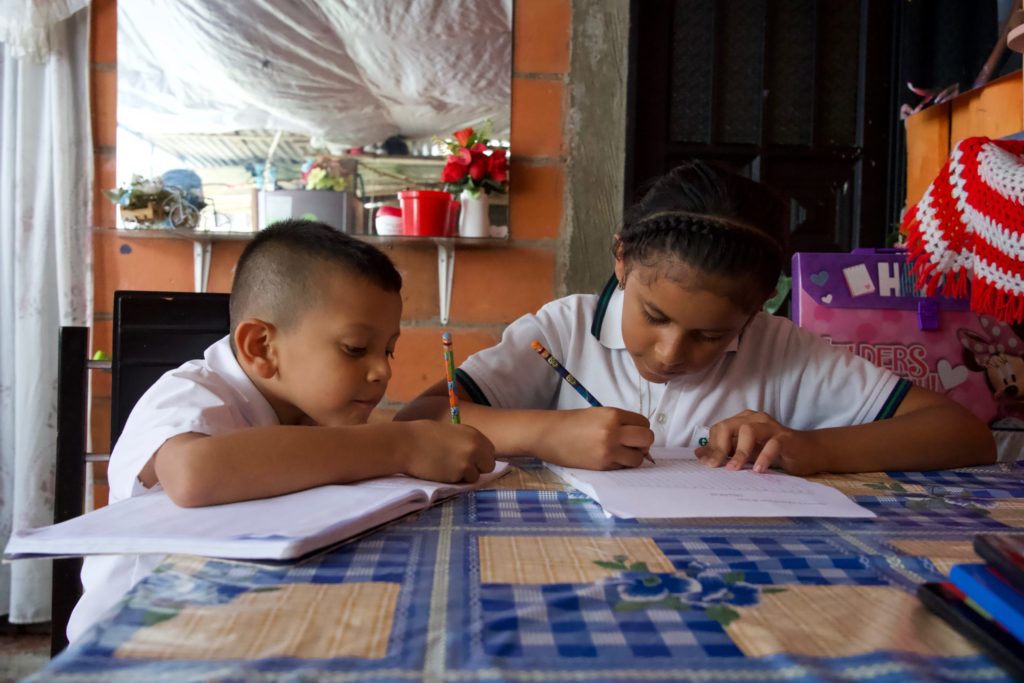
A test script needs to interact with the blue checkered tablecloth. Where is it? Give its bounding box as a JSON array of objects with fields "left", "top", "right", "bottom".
[{"left": 32, "top": 459, "right": 1024, "bottom": 682}]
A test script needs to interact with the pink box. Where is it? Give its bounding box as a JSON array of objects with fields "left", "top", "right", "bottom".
[{"left": 792, "top": 249, "right": 1023, "bottom": 429}]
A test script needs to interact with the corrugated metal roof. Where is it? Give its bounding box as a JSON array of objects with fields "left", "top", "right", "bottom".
[{"left": 145, "top": 130, "right": 314, "bottom": 169}]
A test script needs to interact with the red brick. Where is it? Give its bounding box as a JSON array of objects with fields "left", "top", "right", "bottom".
[
  {"left": 91, "top": 68, "right": 116, "bottom": 148},
  {"left": 206, "top": 241, "right": 247, "bottom": 293},
  {"left": 509, "top": 162, "right": 563, "bottom": 240},
  {"left": 93, "top": 231, "right": 196, "bottom": 312},
  {"left": 90, "top": 396, "right": 111, "bottom": 454},
  {"left": 511, "top": 79, "right": 564, "bottom": 158},
  {"left": 89, "top": 0, "right": 116, "bottom": 65},
  {"left": 513, "top": 0, "right": 570, "bottom": 74},
  {"left": 450, "top": 248, "right": 555, "bottom": 324},
  {"left": 378, "top": 244, "right": 440, "bottom": 321},
  {"left": 386, "top": 327, "right": 502, "bottom": 403},
  {"left": 94, "top": 152, "right": 117, "bottom": 229}
]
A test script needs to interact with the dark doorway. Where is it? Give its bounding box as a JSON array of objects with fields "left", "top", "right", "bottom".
[{"left": 625, "top": 0, "right": 901, "bottom": 255}]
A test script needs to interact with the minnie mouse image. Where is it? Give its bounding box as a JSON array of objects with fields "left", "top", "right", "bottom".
[{"left": 959, "top": 317, "right": 1024, "bottom": 429}]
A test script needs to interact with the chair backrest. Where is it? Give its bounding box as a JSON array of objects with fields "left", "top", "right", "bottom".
[
  {"left": 110, "top": 290, "right": 231, "bottom": 447},
  {"left": 51, "top": 291, "right": 230, "bottom": 656}
]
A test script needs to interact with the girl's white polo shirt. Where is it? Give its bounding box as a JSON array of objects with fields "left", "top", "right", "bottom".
[
  {"left": 457, "top": 277, "right": 909, "bottom": 448},
  {"left": 67, "top": 336, "right": 279, "bottom": 643}
]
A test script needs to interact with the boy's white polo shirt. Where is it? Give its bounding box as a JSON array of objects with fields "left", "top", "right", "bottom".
[
  {"left": 68, "top": 336, "right": 279, "bottom": 643},
  {"left": 457, "top": 277, "right": 909, "bottom": 448}
]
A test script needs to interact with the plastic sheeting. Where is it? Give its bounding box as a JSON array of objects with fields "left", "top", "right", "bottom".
[{"left": 118, "top": 0, "right": 512, "bottom": 146}]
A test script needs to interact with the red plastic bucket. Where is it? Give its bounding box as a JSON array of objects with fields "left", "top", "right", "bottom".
[{"left": 398, "top": 190, "right": 451, "bottom": 237}]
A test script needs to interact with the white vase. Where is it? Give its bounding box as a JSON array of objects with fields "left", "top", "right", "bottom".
[{"left": 459, "top": 190, "right": 490, "bottom": 238}]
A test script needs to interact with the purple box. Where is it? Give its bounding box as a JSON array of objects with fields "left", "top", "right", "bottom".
[{"left": 792, "top": 249, "right": 1021, "bottom": 429}]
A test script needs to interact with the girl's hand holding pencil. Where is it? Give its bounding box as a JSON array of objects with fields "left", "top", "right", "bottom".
[{"left": 530, "top": 339, "right": 656, "bottom": 468}]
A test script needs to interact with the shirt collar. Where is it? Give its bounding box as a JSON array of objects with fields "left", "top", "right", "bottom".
[
  {"left": 590, "top": 273, "right": 740, "bottom": 354},
  {"left": 206, "top": 336, "right": 281, "bottom": 425}
]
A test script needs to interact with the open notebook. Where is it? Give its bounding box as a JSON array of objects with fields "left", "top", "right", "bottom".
[
  {"left": 5, "top": 463, "right": 509, "bottom": 561},
  {"left": 548, "top": 447, "right": 873, "bottom": 519}
]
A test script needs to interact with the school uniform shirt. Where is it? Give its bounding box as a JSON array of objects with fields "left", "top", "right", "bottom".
[
  {"left": 67, "top": 336, "right": 280, "bottom": 643},
  {"left": 457, "top": 277, "right": 911, "bottom": 448}
]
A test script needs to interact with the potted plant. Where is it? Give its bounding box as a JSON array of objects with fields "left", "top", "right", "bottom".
[{"left": 438, "top": 122, "right": 508, "bottom": 237}]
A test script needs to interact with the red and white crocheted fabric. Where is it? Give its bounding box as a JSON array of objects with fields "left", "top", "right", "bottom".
[{"left": 904, "top": 136, "right": 1024, "bottom": 323}]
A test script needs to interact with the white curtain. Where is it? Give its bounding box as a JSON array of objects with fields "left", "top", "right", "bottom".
[{"left": 0, "top": 0, "right": 92, "bottom": 623}]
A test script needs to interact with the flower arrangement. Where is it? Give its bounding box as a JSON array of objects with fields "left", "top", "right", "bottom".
[
  {"left": 438, "top": 122, "right": 508, "bottom": 198},
  {"left": 105, "top": 174, "right": 205, "bottom": 229},
  {"left": 301, "top": 155, "right": 350, "bottom": 192}
]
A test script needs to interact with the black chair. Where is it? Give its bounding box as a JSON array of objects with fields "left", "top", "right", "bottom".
[{"left": 51, "top": 291, "right": 230, "bottom": 655}]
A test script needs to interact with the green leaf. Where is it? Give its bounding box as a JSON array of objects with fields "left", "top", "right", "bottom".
[
  {"left": 629, "top": 562, "right": 650, "bottom": 572},
  {"left": 594, "top": 560, "right": 626, "bottom": 570},
  {"left": 250, "top": 586, "right": 280, "bottom": 593},
  {"left": 613, "top": 555, "right": 628, "bottom": 564},
  {"left": 142, "top": 610, "right": 179, "bottom": 627},
  {"left": 663, "top": 596, "right": 690, "bottom": 611},
  {"left": 641, "top": 577, "right": 660, "bottom": 587},
  {"left": 722, "top": 571, "right": 745, "bottom": 584},
  {"left": 762, "top": 587, "right": 787, "bottom": 594},
  {"left": 704, "top": 605, "right": 740, "bottom": 626}
]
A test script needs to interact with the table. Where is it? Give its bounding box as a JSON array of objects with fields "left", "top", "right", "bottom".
[{"left": 33, "top": 459, "right": 1024, "bottom": 682}]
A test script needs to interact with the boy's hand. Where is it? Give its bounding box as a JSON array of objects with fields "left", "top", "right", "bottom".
[
  {"left": 401, "top": 421, "right": 497, "bottom": 483},
  {"left": 539, "top": 407, "right": 654, "bottom": 470},
  {"left": 695, "top": 410, "right": 825, "bottom": 476}
]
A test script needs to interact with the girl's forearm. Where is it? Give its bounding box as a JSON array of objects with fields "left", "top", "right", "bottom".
[{"left": 814, "top": 403, "right": 995, "bottom": 473}]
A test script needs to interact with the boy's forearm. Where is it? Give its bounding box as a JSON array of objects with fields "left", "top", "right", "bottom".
[
  {"left": 396, "top": 394, "right": 553, "bottom": 457},
  {"left": 155, "top": 424, "right": 412, "bottom": 507},
  {"left": 814, "top": 404, "right": 996, "bottom": 473}
]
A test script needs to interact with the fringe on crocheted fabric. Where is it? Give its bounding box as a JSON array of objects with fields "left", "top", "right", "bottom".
[{"left": 902, "top": 136, "right": 1024, "bottom": 324}]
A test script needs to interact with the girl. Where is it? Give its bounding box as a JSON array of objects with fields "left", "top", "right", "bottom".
[{"left": 397, "top": 162, "right": 995, "bottom": 474}]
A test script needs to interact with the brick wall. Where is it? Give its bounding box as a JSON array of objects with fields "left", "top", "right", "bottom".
[{"left": 87, "top": 0, "right": 572, "bottom": 506}]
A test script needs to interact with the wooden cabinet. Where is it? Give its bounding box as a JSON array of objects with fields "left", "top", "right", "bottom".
[{"left": 904, "top": 71, "right": 1023, "bottom": 210}]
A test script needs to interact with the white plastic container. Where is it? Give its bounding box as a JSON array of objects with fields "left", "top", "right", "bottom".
[{"left": 374, "top": 206, "right": 403, "bottom": 236}]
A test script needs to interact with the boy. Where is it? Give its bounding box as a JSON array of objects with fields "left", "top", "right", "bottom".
[{"left": 68, "top": 220, "right": 495, "bottom": 642}]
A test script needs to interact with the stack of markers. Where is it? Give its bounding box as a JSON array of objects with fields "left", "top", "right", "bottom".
[{"left": 917, "top": 534, "right": 1024, "bottom": 677}]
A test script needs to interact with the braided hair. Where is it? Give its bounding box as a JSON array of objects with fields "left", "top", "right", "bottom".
[{"left": 618, "top": 161, "right": 789, "bottom": 311}]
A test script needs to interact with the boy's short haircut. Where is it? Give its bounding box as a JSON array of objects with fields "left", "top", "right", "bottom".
[{"left": 229, "top": 219, "right": 402, "bottom": 334}]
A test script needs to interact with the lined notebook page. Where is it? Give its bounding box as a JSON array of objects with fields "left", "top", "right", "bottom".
[{"left": 548, "top": 447, "right": 873, "bottom": 519}]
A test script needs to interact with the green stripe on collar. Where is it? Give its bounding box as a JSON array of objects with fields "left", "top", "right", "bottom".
[
  {"left": 455, "top": 368, "right": 491, "bottom": 407},
  {"left": 590, "top": 274, "right": 619, "bottom": 341},
  {"left": 873, "top": 378, "right": 912, "bottom": 421}
]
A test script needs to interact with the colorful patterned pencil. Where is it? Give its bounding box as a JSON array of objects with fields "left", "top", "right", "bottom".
[
  {"left": 531, "top": 339, "right": 601, "bottom": 407},
  {"left": 530, "top": 339, "right": 654, "bottom": 464},
  {"left": 442, "top": 332, "right": 460, "bottom": 424}
]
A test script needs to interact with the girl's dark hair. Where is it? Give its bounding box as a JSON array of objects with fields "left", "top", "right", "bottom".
[{"left": 619, "top": 161, "right": 789, "bottom": 309}]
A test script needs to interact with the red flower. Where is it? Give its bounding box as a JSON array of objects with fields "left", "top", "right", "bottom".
[
  {"left": 453, "top": 128, "right": 474, "bottom": 147},
  {"left": 469, "top": 143, "right": 488, "bottom": 155},
  {"left": 488, "top": 153, "right": 508, "bottom": 183},
  {"left": 448, "top": 148, "right": 472, "bottom": 166},
  {"left": 469, "top": 157, "right": 488, "bottom": 181},
  {"left": 441, "top": 161, "right": 468, "bottom": 182}
]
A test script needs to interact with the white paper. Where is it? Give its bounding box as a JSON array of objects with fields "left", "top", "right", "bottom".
[
  {"left": 547, "top": 447, "right": 873, "bottom": 519},
  {"left": 5, "top": 462, "right": 509, "bottom": 561}
]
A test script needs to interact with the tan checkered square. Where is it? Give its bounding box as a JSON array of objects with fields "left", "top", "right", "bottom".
[
  {"left": 115, "top": 582, "right": 399, "bottom": 660},
  {"left": 478, "top": 535, "right": 674, "bottom": 584},
  {"left": 726, "top": 585, "right": 976, "bottom": 657}
]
